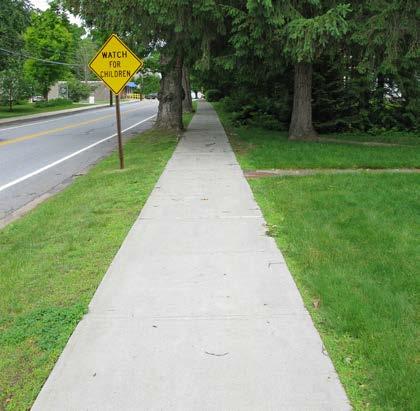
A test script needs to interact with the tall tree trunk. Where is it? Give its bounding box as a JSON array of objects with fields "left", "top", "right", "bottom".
[
  {"left": 289, "top": 62, "right": 318, "bottom": 140},
  {"left": 155, "top": 52, "right": 183, "bottom": 131},
  {"left": 182, "top": 65, "right": 193, "bottom": 113}
]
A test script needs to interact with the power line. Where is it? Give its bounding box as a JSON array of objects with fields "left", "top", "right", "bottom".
[
  {"left": 1, "top": 35, "right": 96, "bottom": 60},
  {"left": 0, "top": 47, "right": 82, "bottom": 67},
  {"left": 16, "top": 38, "right": 100, "bottom": 60},
  {"left": 26, "top": 43, "right": 84, "bottom": 59}
]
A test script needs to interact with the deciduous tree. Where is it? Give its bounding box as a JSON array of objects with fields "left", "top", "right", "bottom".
[
  {"left": 0, "top": 64, "right": 28, "bottom": 111},
  {"left": 23, "top": 5, "right": 77, "bottom": 100}
]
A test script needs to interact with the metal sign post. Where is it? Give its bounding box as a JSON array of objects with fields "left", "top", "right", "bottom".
[
  {"left": 88, "top": 34, "right": 144, "bottom": 169},
  {"left": 115, "top": 93, "right": 124, "bottom": 169}
]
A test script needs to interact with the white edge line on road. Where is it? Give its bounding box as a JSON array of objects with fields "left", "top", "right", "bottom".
[
  {"left": 0, "top": 101, "right": 158, "bottom": 132},
  {"left": 0, "top": 114, "right": 156, "bottom": 194}
]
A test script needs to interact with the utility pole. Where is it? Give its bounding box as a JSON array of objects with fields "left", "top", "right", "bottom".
[{"left": 115, "top": 94, "right": 124, "bottom": 169}]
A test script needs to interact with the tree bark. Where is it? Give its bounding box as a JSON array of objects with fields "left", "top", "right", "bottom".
[
  {"left": 155, "top": 52, "right": 184, "bottom": 131},
  {"left": 288, "top": 62, "right": 318, "bottom": 140},
  {"left": 43, "top": 87, "right": 49, "bottom": 102},
  {"left": 182, "top": 65, "right": 193, "bottom": 113}
]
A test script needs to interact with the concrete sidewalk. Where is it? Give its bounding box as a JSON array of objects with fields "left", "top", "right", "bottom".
[{"left": 32, "top": 102, "right": 350, "bottom": 410}]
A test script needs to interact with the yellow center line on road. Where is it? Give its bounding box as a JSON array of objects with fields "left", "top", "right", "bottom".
[{"left": 0, "top": 106, "right": 143, "bottom": 148}]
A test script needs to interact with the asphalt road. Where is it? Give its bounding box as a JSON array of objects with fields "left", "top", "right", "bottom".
[{"left": 0, "top": 100, "right": 159, "bottom": 222}]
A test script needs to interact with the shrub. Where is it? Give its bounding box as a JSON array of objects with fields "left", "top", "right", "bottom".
[
  {"left": 220, "top": 91, "right": 289, "bottom": 131},
  {"left": 205, "top": 89, "right": 223, "bottom": 102},
  {"left": 34, "top": 98, "right": 73, "bottom": 108},
  {"left": 248, "top": 112, "right": 286, "bottom": 130},
  {"left": 68, "top": 78, "right": 91, "bottom": 102}
]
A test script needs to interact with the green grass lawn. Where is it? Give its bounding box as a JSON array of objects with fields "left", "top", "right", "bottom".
[
  {"left": 213, "top": 103, "right": 420, "bottom": 170},
  {"left": 184, "top": 101, "right": 197, "bottom": 127},
  {"left": 214, "top": 102, "right": 419, "bottom": 409},
  {"left": 0, "top": 107, "right": 196, "bottom": 410},
  {"left": 0, "top": 102, "right": 89, "bottom": 119},
  {"left": 251, "top": 174, "right": 419, "bottom": 410}
]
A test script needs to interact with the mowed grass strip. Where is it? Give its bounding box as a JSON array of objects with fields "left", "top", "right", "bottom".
[
  {"left": 250, "top": 173, "right": 419, "bottom": 410},
  {"left": 0, "top": 102, "right": 88, "bottom": 119},
  {"left": 0, "top": 105, "right": 196, "bottom": 410},
  {"left": 213, "top": 103, "right": 420, "bottom": 170}
]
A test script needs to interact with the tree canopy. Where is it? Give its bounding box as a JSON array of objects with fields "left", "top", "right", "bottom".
[
  {"left": 195, "top": 0, "right": 419, "bottom": 136},
  {"left": 64, "top": 0, "right": 225, "bottom": 129},
  {"left": 0, "top": 0, "right": 31, "bottom": 70},
  {"left": 0, "top": 0, "right": 417, "bottom": 132},
  {"left": 23, "top": 4, "right": 78, "bottom": 99}
]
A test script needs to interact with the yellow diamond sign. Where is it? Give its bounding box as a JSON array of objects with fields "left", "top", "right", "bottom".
[{"left": 89, "top": 34, "right": 144, "bottom": 95}]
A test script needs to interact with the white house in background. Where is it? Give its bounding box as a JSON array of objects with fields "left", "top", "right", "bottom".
[
  {"left": 48, "top": 81, "right": 110, "bottom": 102},
  {"left": 49, "top": 80, "right": 143, "bottom": 102}
]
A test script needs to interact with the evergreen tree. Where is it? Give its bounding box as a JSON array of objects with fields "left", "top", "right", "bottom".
[
  {"left": 65, "top": 0, "right": 224, "bottom": 131},
  {"left": 228, "top": 0, "right": 351, "bottom": 139},
  {"left": 349, "top": 0, "right": 419, "bottom": 130}
]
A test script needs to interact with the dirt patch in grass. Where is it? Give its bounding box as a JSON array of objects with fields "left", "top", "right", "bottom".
[
  {"left": 244, "top": 168, "right": 420, "bottom": 178},
  {"left": 318, "top": 137, "right": 416, "bottom": 147}
]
